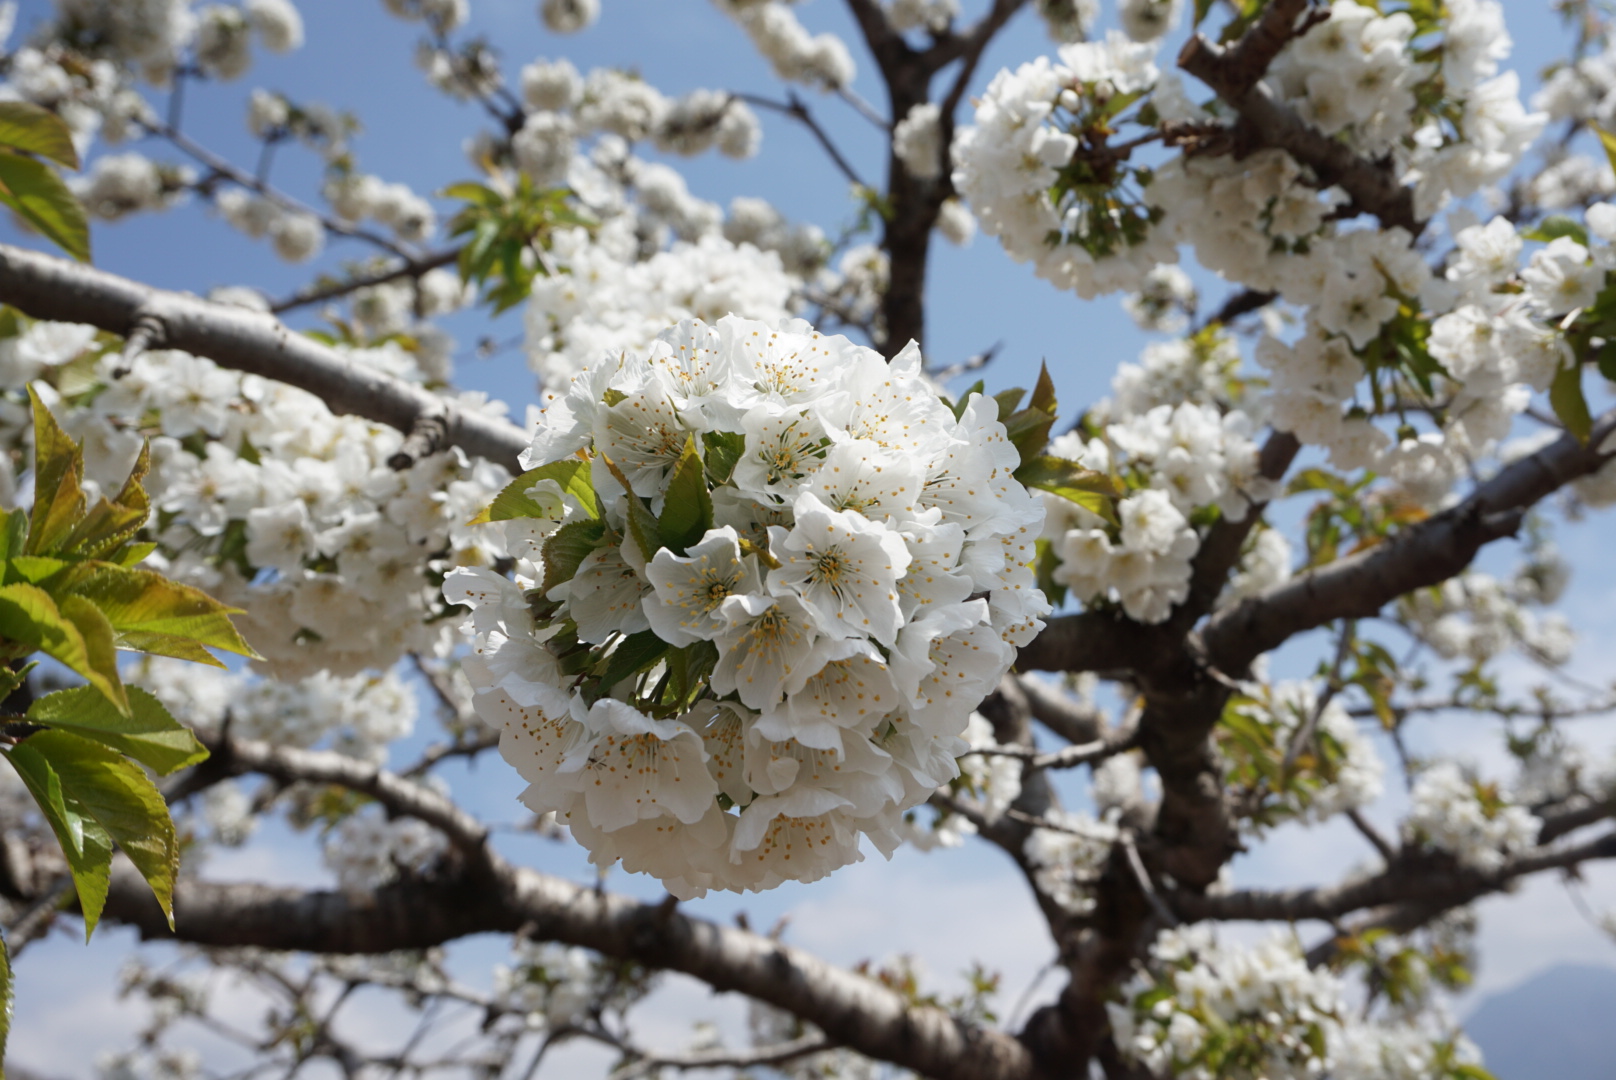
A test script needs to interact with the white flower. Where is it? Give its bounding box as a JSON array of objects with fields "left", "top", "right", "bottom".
[
  {"left": 644, "top": 526, "right": 765, "bottom": 646},
  {"left": 561, "top": 699, "right": 718, "bottom": 832},
  {"left": 711, "top": 592, "right": 840, "bottom": 711},
  {"left": 766, "top": 492, "right": 912, "bottom": 645}
]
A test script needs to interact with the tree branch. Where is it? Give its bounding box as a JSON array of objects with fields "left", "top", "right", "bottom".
[
  {"left": 1177, "top": 4, "right": 1420, "bottom": 233},
  {"left": 81, "top": 860, "right": 1039, "bottom": 1080},
  {"left": 0, "top": 243, "right": 528, "bottom": 472},
  {"left": 1200, "top": 407, "right": 1616, "bottom": 675},
  {"left": 270, "top": 247, "right": 463, "bottom": 314},
  {"left": 1175, "top": 830, "right": 1616, "bottom": 923}
]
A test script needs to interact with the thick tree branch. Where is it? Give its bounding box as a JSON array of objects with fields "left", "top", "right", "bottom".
[
  {"left": 85, "top": 859, "right": 1040, "bottom": 1080},
  {"left": 1175, "top": 830, "right": 1616, "bottom": 924},
  {"left": 1178, "top": 4, "right": 1420, "bottom": 233},
  {"left": 1200, "top": 409, "right": 1616, "bottom": 674},
  {"left": 0, "top": 243, "right": 529, "bottom": 473},
  {"left": 1015, "top": 611, "right": 1155, "bottom": 675}
]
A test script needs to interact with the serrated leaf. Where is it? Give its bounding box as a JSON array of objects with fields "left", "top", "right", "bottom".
[
  {"left": 60, "top": 442, "right": 150, "bottom": 559},
  {"left": 3, "top": 740, "right": 110, "bottom": 937},
  {"left": 28, "top": 685, "right": 208, "bottom": 775},
  {"left": 702, "top": 431, "right": 745, "bottom": 485},
  {"left": 1551, "top": 361, "right": 1593, "bottom": 444},
  {"left": 26, "top": 389, "right": 85, "bottom": 556},
  {"left": 468, "top": 458, "right": 597, "bottom": 524},
  {"left": 0, "top": 101, "right": 79, "bottom": 168},
  {"left": 0, "top": 151, "right": 89, "bottom": 262},
  {"left": 1523, "top": 214, "right": 1589, "bottom": 247},
  {"left": 1595, "top": 125, "right": 1616, "bottom": 185},
  {"left": 1014, "top": 456, "right": 1121, "bottom": 521},
  {"left": 540, "top": 518, "right": 606, "bottom": 599},
  {"left": 600, "top": 455, "right": 663, "bottom": 562},
  {"left": 56, "top": 594, "right": 126, "bottom": 715},
  {"left": 1028, "top": 362, "right": 1057, "bottom": 416},
  {"left": 658, "top": 436, "right": 713, "bottom": 556},
  {"left": 4, "top": 556, "right": 69, "bottom": 585},
  {"left": 67, "top": 565, "right": 260, "bottom": 663},
  {"left": 992, "top": 388, "right": 1026, "bottom": 419},
  {"left": 16, "top": 730, "right": 177, "bottom": 931},
  {"left": 0, "top": 510, "right": 22, "bottom": 565},
  {"left": 0, "top": 921, "right": 12, "bottom": 1078},
  {"left": 0, "top": 582, "right": 125, "bottom": 712},
  {"left": 594, "top": 630, "right": 668, "bottom": 693}
]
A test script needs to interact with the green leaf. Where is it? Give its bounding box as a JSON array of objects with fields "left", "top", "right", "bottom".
[
  {"left": 992, "top": 388, "right": 1026, "bottom": 419},
  {"left": 702, "top": 431, "right": 746, "bottom": 486},
  {"left": 594, "top": 630, "right": 668, "bottom": 694},
  {"left": 0, "top": 151, "right": 90, "bottom": 262},
  {"left": 658, "top": 436, "right": 713, "bottom": 556},
  {"left": 947, "top": 380, "right": 985, "bottom": 421},
  {"left": 1028, "top": 362, "right": 1057, "bottom": 417},
  {"left": 0, "top": 919, "right": 12, "bottom": 1078},
  {"left": 67, "top": 564, "right": 260, "bottom": 663},
  {"left": 468, "top": 458, "right": 597, "bottom": 524},
  {"left": 3, "top": 739, "right": 110, "bottom": 937},
  {"left": 1550, "top": 361, "right": 1593, "bottom": 444},
  {"left": 1523, "top": 214, "right": 1589, "bottom": 247},
  {"left": 540, "top": 518, "right": 607, "bottom": 599},
  {"left": 0, "top": 511, "right": 23, "bottom": 565},
  {"left": 1194, "top": 0, "right": 1217, "bottom": 27},
  {"left": 15, "top": 730, "right": 178, "bottom": 931},
  {"left": 0, "top": 101, "right": 79, "bottom": 168},
  {"left": 1014, "top": 455, "right": 1121, "bottom": 520},
  {"left": 56, "top": 594, "right": 126, "bottom": 715},
  {"left": 1595, "top": 125, "right": 1616, "bottom": 185},
  {"left": 600, "top": 455, "right": 663, "bottom": 562},
  {"left": 0, "top": 582, "right": 125, "bottom": 712},
  {"left": 28, "top": 685, "right": 208, "bottom": 775},
  {"left": 25, "top": 389, "right": 86, "bottom": 556},
  {"left": 60, "top": 443, "right": 150, "bottom": 559}
]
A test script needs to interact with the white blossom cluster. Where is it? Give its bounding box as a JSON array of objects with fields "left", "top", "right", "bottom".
[
  {"left": 448, "top": 314, "right": 1049, "bottom": 896},
  {"left": 1109, "top": 926, "right": 1344, "bottom": 1080},
  {"left": 903, "top": 712, "right": 1022, "bottom": 851},
  {"left": 1112, "top": 926, "right": 1488, "bottom": 1080},
  {"left": 324, "top": 810, "right": 448, "bottom": 890},
  {"left": 133, "top": 656, "right": 420, "bottom": 764},
  {"left": 710, "top": 0, "right": 856, "bottom": 91},
  {"left": 1022, "top": 809, "right": 1118, "bottom": 914},
  {"left": 951, "top": 32, "right": 1176, "bottom": 299},
  {"left": 0, "top": 318, "right": 508, "bottom": 679},
  {"left": 49, "top": 0, "right": 303, "bottom": 87},
  {"left": 1225, "top": 680, "right": 1385, "bottom": 827},
  {"left": 1041, "top": 402, "right": 1271, "bottom": 624},
  {"left": 71, "top": 154, "right": 194, "bottom": 221},
  {"left": 1400, "top": 567, "right": 1575, "bottom": 668},
  {"left": 491, "top": 941, "right": 601, "bottom": 1030},
  {"left": 1405, "top": 762, "right": 1537, "bottom": 872},
  {"left": 525, "top": 222, "right": 799, "bottom": 389}
]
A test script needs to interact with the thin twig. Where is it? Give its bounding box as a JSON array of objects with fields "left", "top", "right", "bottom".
[{"left": 734, "top": 92, "right": 869, "bottom": 190}]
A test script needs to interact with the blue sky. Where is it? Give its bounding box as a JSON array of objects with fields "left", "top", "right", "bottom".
[{"left": 4, "top": 0, "right": 1616, "bottom": 1075}]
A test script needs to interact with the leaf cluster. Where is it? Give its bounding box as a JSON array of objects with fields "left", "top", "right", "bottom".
[
  {"left": 445, "top": 176, "right": 591, "bottom": 313},
  {"left": 0, "top": 101, "right": 90, "bottom": 262}
]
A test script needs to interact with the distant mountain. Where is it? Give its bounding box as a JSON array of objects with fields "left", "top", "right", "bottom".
[{"left": 1465, "top": 963, "right": 1616, "bottom": 1079}]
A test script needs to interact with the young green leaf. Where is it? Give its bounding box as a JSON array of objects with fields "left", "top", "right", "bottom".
[
  {"left": 702, "top": 431, "right": 746, "bottom": 486},
  {"left": 0, "top": 920, "right": 12, "bottom": 1079},
  {"left": 17, "top": 730, "right": 179, "bottom": 931},
  {"left": 1014, "top": 455, "right": 1121, "bottom": 520},
  {"left": 468, "top": 458, "right": 597, "bottom": 524},
  {"left": 658, "top": 436, "right": 713, "bottom": 555},
  {"left": 0, "top": 582, "right": 126, "bottom": 712},
  {"left": 66, "top": 565, "right": 260, "bottom": 664},
  {"left": 2, "top": 740, "right": 112, "bottom": 937},
  {"left": 593, "top": 630, "right": 669, "bottom": 694},
  {"left": 539, "top": 518, "right": 607, "bottom": 599},
  {"left": 25, "top": 390, "right": 87, "bottom": 556},
  {"left": 29, "top": 686, "right": 209, "bottom": 775},
  {"left": 0, "top": 151, "right": 90, "bottom": 262},
  {"left": 1550, "top": 361, "right": 1593, "bottom": 444},
  {"left": 599, "top": 455, "right": 663, "bottom": 561},
  {"left": 0, "top": 101, "right": 80, "bottom": 168}
]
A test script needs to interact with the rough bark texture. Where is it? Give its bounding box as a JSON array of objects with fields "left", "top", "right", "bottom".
[{"left": 0, "top": 243, "right": 530, "bottom": 472}]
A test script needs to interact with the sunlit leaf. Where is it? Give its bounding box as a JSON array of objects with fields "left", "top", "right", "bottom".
[
  {"left": 0, "top": 151, "right": 89, "bottom": 262},
  {"left": 29, "top": 686, "right": 209, "bottom": 776}
]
